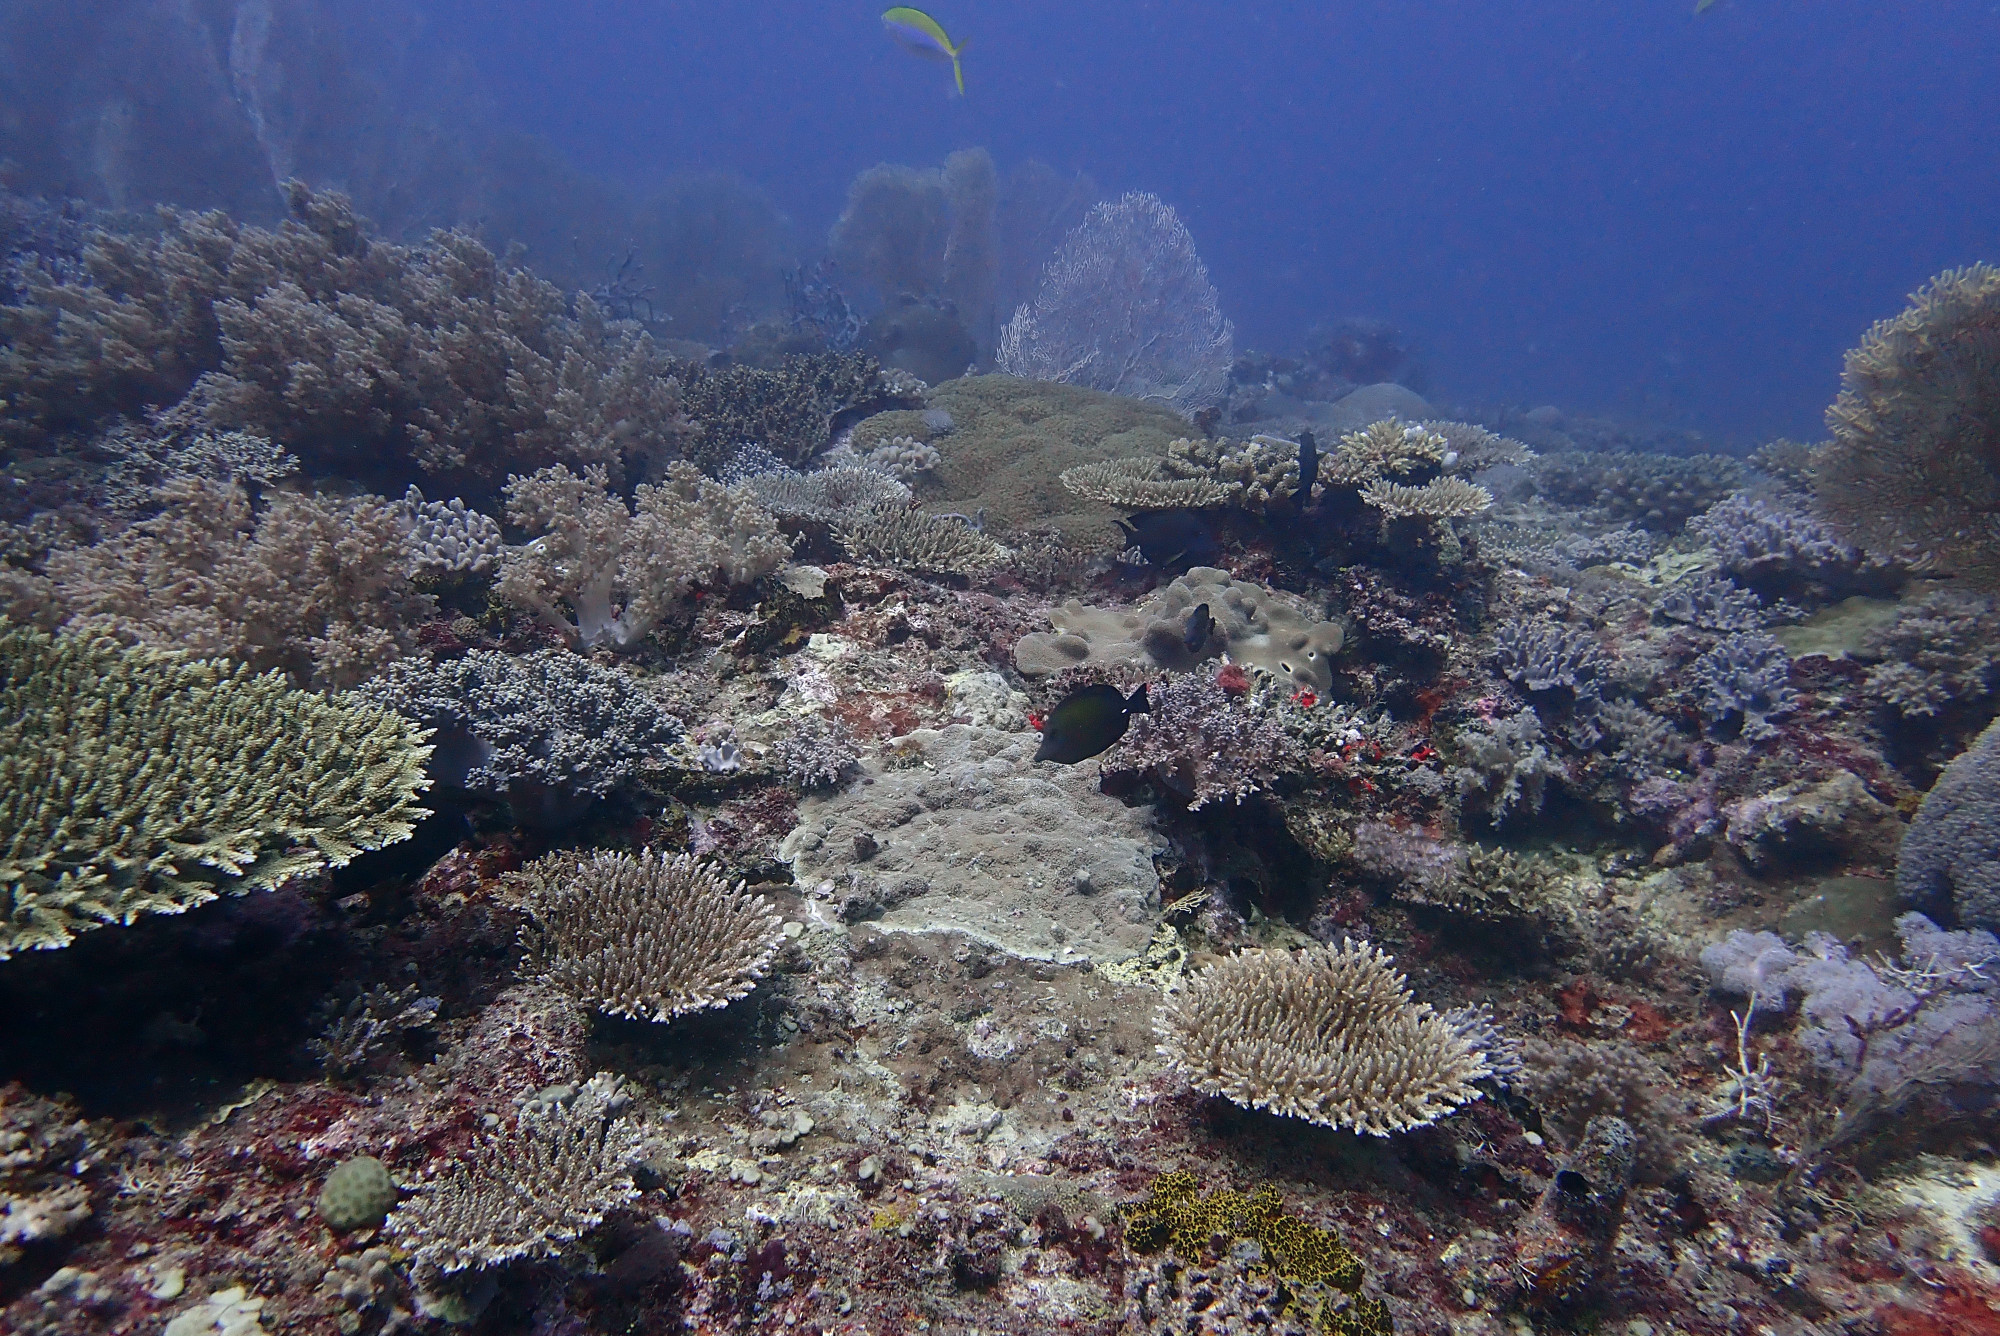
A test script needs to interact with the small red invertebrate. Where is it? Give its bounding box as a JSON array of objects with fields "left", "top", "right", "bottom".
[
  {"left": 1028, "top": 711, "right": 1044, "bottom": 731},
  {"left": 1293, "top": 689, "right": 1317, "bottom": 708},
  {"left": 1216, "top": 663, "right": 1251, "bottom": 695}
]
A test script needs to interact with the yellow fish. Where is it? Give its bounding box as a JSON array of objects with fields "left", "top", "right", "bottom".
[{"left": 881, "top": 7, "right": 966, "bottom": 95}]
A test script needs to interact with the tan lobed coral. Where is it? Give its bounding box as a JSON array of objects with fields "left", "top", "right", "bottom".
[
  {"left": 1817, "top": 264, "right": 2000, "bottom": 586},
  {"left": 497, "top": 462, "right": 789, "bottom": 651},
  {"left": 29, "top": 478, "right": 431, "bottom": 689},
  {"left": 387, "top": 1073, "right": 646, "bottom": 1277},
  {"left": 1014, "top": 566, "right": 1344, "bottom": 695},
  {"left": 1157, "top": 942, "right": 1494, "bottom": 1135},
  {"left": 0, "top": 183, "right": 689, "bottom": 485},
  {"left": 0, "top": 624, "right": 433, "bottom": 958},
  {"left": 514, "top": 849, "right": 784, "bottom": 1022}
]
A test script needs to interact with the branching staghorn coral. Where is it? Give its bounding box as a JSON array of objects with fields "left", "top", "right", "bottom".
[
  {"left": 515, "top": 849, "right": 784, "bottom": 1022},
  {"left": 1358, "top": 475, "right": 1493, "bottom": 520},
  {"left": 497, "top": 462, "right": 789, "bottom": 651},
  {"left": 832, "top": 506, "right": 1010, "bottom": 575},
  {"left": 0, "top": 624, "right": 432, "bottom": 958},
  {"left": 33, "top": 478, "right": 432, "bottom": 689},
  {"left": 1817, "top": 265, "right": 2000, "bottom": 586},
  {"left": 744, "top": 464, "right": 912, "bottom": 523},
  {"left": 1157, "top": 941, "right": 1495, "bottom": 1135},
  {"left": 1690, "top": 631, "right": 1797, "bottom": 742},
  {"left": 676, "top": 351, "right": 908, "bottom": 469},
  {"left": 387, "top": 1073, "right": 646, "bottom": 1277},
  {"left": 1323, "top": 420, "right": 1449, "bottom": 485}
]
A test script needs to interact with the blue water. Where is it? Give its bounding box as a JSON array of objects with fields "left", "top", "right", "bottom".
[{"left": 400, "top": 0, "right": 2000, "bottom": 442}]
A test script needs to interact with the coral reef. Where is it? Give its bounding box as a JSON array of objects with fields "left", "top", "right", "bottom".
[
  {"left": 1817, "top": 264, "right": 2000, "bottom": 585},
  {"left": 853, "top": 373, "right": 1194, "bottom": 542},
  {"left": 1529, "top": 450, "right": 1743, "bottom": 529},
  {"left": 1158, "top": 942, "right": 1496, "bottom": 1135},
  {"left": 0, "top": 1083, "right": 93, "bottom": 1267},
  {"left": 780, "top": 724, "right": 1162, "bottom": 962},
  {"left": 1015, "top": 565, "right": 1344, "bottom": 694},
  {"left": 399, "top": 487, "right": 503, "bottom": 580},
  {"left": 1, "top": 184, "right": 690, "bottom": 484},
  {"left": 0, "top": 624, "right": 431, "bottom": 957},
  {"left": 515, "top": 849, "right": 784, "bottom": 1022},
  {"left": 677, "top": 351, "right": 910, "bottom": 469},
  {"left": 832, "top": 506, "right": 1011, "bottom": 575},
  {"left": 1690, "top": 631, "right": 1798, "bottom": 742},
  {"left": 497, "top": 462, "right": 789, "bottom": 650}
]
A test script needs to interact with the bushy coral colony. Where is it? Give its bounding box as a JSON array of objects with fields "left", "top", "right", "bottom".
[{"left": 4, "top": 168, "right": 2000, "bottom": 1336}]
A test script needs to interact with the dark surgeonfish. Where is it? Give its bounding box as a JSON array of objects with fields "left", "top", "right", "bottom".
[
  {"left": 1297, "top": 430, "right": 1318, "bottom": 499},
  {"left": 1034, "top": 683, "right": 1151, "bottom": 764},
  {"left": 1183, "top": 602, "right": 1214, "bottom": 654}
]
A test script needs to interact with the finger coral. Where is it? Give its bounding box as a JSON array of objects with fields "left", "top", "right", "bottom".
[
  {"left": 0, "top": 624, "right": 432, "bottom": 958},
  {"left": 1818, "top": 265, "right": 2000, "bottom": 586},
  {"left": 387, "top": 1073, "right": 646, "bottom": 1277},
  {"left": 1157, "top": 942, "right": 1495, "bottom": 1135},
  {"left": 497, "top": 462, "right": 789, "bottom": 651},
  {"left": 515, "top": 849, "right": 784, "bottom": 1022}
]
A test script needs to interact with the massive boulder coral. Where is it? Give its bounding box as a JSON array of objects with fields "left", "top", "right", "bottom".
[
  {"left": 1157, "top": 942, "right": 1495, "bottom": 1135},
  {"left": 1817, "top": 264, "right": 2000, "bottom": 586},
  {"left": 29, "top": 477, "right": 431, "bottom": 689},
  {"left": 496, "top": 462, "right": 789, "bottom": 650},
  {"left": 1899, "top": 717, "right": 2000, "bottom": 931},
  {"left": 0, "top": 624, "right": 432, "bottom": 958},
  {"left": 779, "top": 724, "right": 1162, "bottom": 963},
  {"left": 1014, "top": 566, "right": 1344, "bottom": 695}
]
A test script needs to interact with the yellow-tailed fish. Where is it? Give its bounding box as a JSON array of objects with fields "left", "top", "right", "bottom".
[{"left": 881, "top": 7, "right": 966, "bottom": 95}]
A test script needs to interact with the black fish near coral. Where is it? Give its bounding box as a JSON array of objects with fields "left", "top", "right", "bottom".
[
  {"left": 1034, "top": 683, "right": 1150, "bottom": 764},
  {"left": 1184, "top": 602, "right": 1214, "bottom": 654}
]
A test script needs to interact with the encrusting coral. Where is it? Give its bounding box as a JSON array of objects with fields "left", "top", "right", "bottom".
[
  {"left": 497, "top": 461, "right": 790, "bottom": 650},
  {"left": 1157, "top": 941, "right": 1495, "bottom": 1136},
  {"left": 1817, "top": 264, "right": 2000, "bottom": 586},
  {"left": 0, "top": 623, "right": 432, "bottom": 957},
  {"left": 513, "top": 849, "right": 784, "bottom": 1022}
]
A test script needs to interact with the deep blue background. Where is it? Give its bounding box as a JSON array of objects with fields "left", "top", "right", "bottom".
[{"left": 412, "top": 0, "right": 2000, "bottom": 442}]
